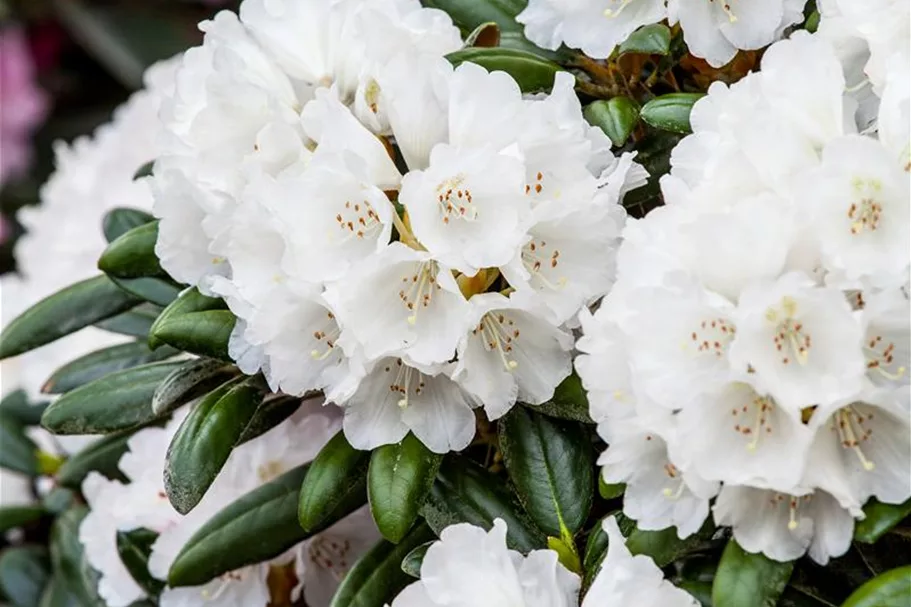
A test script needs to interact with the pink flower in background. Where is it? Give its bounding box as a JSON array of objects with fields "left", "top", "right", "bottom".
[{"left": 0, "top": 26, "right": 49, "bottom": 187}]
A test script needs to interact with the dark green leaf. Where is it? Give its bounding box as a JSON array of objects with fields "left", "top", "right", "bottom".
[
  {"left": 640, "top": 93, "right": 704, "bottom": 135},
  {"left": 599, "top": 477, "right": 625, "bottom": 499},
  {"left": 169, "top": 461, "right": 363, "bottom": 587},
  {"left": 497, "top": 32, "right": 571, "bottom": 62},
  {"left": 584, "top": 98, "right": 639, "bottom": 148},
  {"left": 0, "top": 415, "right": 38, "bottom": 475},
  {"left": 102, "top": 208, "right": 154, "bottom": 244},
  {"left": 42, "top": 488, "right": 76, "bottom": 515},
  {"left": 148, "top": 287, "right": 227, "bottom": 350},
  {"left": 618, "top": 23, "right": 672, "bottom": 55},
  {"left": 368, "top": 433, "right": 442, "bottom": 543},
  {"left": 679, "top": 580, "right": 713, "bottom": 607},
  {"left": 164, "top": 376, "right": 262, "bottom": 514},
  {"left": 401, "top": 542, "right": 432, "bottom": 578},
  {"left": 842, "top": 566, "right": 911, "bottom": 607},
  {"left": 236, "top": 395, "right": 302, "bottom": 445},
  {"left": 421, "top": 0, "right": 526, "bottom": 33},
  {"left": 854, "top": 498, "right": 911, "bottom": 543},
  {"left": 56, "top": 431, "right": 134, "bottom": 488},
  {"left": 299, "top": 431, "right": 370, "bottom": 532},
  {"left": 0, "top": 546, "right": 49, "bottom": 607},
  {"left": 626, "top": 520, "right": 716, "bottom": 568},
  {"left": 582, "top": 517, "right": 610, "bottom": 588},
  {"left": 95, "top": 304, "right": 160, "bottom": 339},
  {"left": 712, "top": 539, "right": 794, "bottom": 607},
  {"left": 0, "top": 391, "right": 47, "bottom": 426},
  {"left": 151, "top": 358, "right": 240, "bottom": 416},
  {"left": 498, "top": 406, "right": 593, "bottom": 537},
  {"left": 116, "top": 529, "right": 164, "bottom": 597},
  {"left": 421, "top": 456, "right": 546, "bottom": 553},
  {"left": 805, "top": 11, "right": 820, "bottom": 33},
  {"left": 99, "top": 221, "right": 162, "bottom": 278},
  {"left": 41, "top": 361, "right": 184, "bottom": 435},
  {"left": 150, "top": 310, "right": 236, "bottom": 361},
  {"left": 38, "top": 576, "right": 80, "bottom": 607},
  {"left": 330, "top": 524, "right": 435, "bottom": 607},
  {"left": 0, "top": 275, "right": 140, "bottom": 360},
  {"left": 447, "top": 47, "right": 562, "bottom": 93},
  {"left": 0, "top": 506, "right": 45, "bottom": 534},
  {"left": 132, "top": 162, "right": 154, "bottom": 181},
  {"left": 529, "top": 373, "right": 593, "bottom": 424},
  {"left": 42, "top": 341, "right": 178, "bottom": 395},
  {"left": 109, "top": 276, "right": 180, "bottom": 307},
  {"left": 50, "top": 507, "right": 104, "bottom": 606},
  {"left": 463, "top": 21, "right": 500, "bottom": 47}
]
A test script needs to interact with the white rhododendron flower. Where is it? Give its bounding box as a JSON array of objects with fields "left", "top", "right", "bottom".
[
  {"left": 518, "top": 0, "right": 807, "bottom": 67},
  {"left": 1, "top": 58, "right": 178, "bottom": 408},
  {"left": 152, "top": 0, "right": 646, "bottom": 454},
  {"left": 576, "top": 30, "right": 910, "bottom": 565},
  {"left": 80, "top": 399, "right": 379, "bottom": 607},
  {"left": 388, "top": 517, "right": 697, "bottom": 607}
]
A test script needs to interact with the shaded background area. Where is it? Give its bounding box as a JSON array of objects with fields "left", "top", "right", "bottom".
[{"left": 0, "top": 0, "right": 239, "bottom": 275}]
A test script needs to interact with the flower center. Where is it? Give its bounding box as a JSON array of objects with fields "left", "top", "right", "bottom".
[
  {"left": 521, "top": 238, "right": 566, "bottom": 290},
  {"left": 308, "top": 535, "right": 353, "bottom": 580},
  {"left": 831, "top": 405, "right": 876, "bottom": 471},
  {"left": 201, "top": 570, "right": 246, "bottom": 601},
  {"left": 310, "top": 311, "right": 341, "bottom": 361},
  {"left": 385, "top": 359, "right": 426, "bottom": 409},
  {"left": 864, "top": 333, "right": 906, "bottom": 380},
  {"left": 847, "top": 178, "right": 884, "bottom": 235},
  {"left": 767, "top": 494, "right": 812, "bottom": 530},
  {"left": 364, "top": 80, "right": 381, "bottom": 114},
  {"left": 334, "top": 199, "right": 381, "bottom": 242},
  {"left": 435, "top": 174, "right": 477, "bottom": 224},
  {"left": 398, "top": 261, "right": 442, "bottom": 325},
  {"left": 688, "top": 317, "right": 736, "bottom": 358},
  {"left": 258, "top": 460, "right": 285, "bottom": 483},
  {"left": 525, "top": 171, "right": 545, "bottom": 196},
  {"left": 661, "top": 462, "right": 687, "bottom": 499},
  {"left": 473, "top": 312, "right": 520, "bottom": 371},
  {"left": 767, "top": 297, "right": 811, "bottom": 365},
  {"left": 731, "top": 395, "right": 776, "bottom": 451}
]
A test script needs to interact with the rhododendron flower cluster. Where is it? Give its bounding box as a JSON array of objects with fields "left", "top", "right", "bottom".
[
  {"left": 576, "top": 30, "right": 910, "bottom": 566},
  {"left": 151, "top": 0, "right": 647, "bottom": 454}
]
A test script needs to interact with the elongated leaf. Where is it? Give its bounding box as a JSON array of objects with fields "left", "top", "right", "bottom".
[
  {"left": 148, "top": 287, "right": 227, "bottom": 350},
  {"left": 640, "top": 93, "right": 704, "bottom": 135},
  {"left": 530, "top": 373, "right": 593, "bottom": 424},
  {"left": 463, "top": 21, "right": 500, "bottom": 47},
  {"left": 41, "top": 361, "right": 184, "bottom": 435},
  {"left": 401, "top": 542, "right": 432, "bottom": 578},
  {"left": 95, "top": 304, "right": 160, "bottom": 338},
  {"left": 0, "top": 275, "right": 140, "bottom": 360},
  {"left": 0, "top": 546, "right": 49, "bottom": 607},
  {"left": 50, "top": 507, "right": 103, "bottom": 606},
  {"left": 582, "top": 517, "right": 611, "bottom": 588},
  {"left": 55, "top": 431, "right": 133, "bottom": 488},
  {"left": 447, "top": 47, "right": 561, "bottom": 93},
  {"left": 854, "top": 498, "right": 911, "bottom": 543},
  {"left": 169, "top": 461, "right": 363, "bottom": 587},
  {"left": 98, "top": 221, "right": 161, "bottom": 278},
  {"left": 164, "top": 376, "right": 261, "bottom": 514},
  {"left": 712, "top": 539, "right": 794, "bottom": 607},
  {"left": 422, "top": 0, "right": 526, "bottom": 32},
  {"left": 584, "top": 97, "right": 639, "bottom": 148},
  {"left": 421, "top": 456, "right": 545, "bottom": 553},
  {"left": 151, "top": 358, "right": 239, "bottom": 416},
  {"left": 626, "top": 520, "right": 716, "bottom": 567},
  {"left": 236, "top": 395, "right": 302, "bottom": 445},
  {"left": 150, "top": 310, "right": 235, "bottom": 361},
  {"left": 42, "top": 488, "right": 75, "bottom": 515},
  {"left": 38, "top": 575, "right": 80, "bottom": 607},
  {"left": 0, "top": 390, "right": 47, "bottom": 426},
  {"left": 599, "top": 477, "right": 625, "bottom": 499},
  {"left": 103, "top": 208, "right": 154, "bottom": 243},
  {"left": 110, "top": 276, "right": 180, "bottom": 307},
  {"left": 42, "top": 341, "right": 177, "bottom": 395},
  {"left": 0, "top": 415, "right": 39, "bottom": 475},
  {"left": 368, "top": 433, "right": 442, "bottom": 543},
  {"left": 499, "top": 407, "right": 593, "bottom": 537},
  {"left": 497, "top": 31, "right": 569, "bottom": 61},
  {"left": 330, "top": 524, "right": 435, "bottom": 607},
  {"left": 842, "top": 565, "right": 911, "bottom": 607},
  {"left": 618, "top": 23, "right": 672, "bottom": 55},
  {"left": 299, "top": 431, "right": 370, "bottom": 532},
  {"left": 0, "top": 506, "right": 45, "bottom": 534},
  {"left": 116, "top": 529, "right": 163, "bottom": 597}
]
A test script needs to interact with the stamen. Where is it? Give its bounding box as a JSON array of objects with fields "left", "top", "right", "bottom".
[
  {"left": 688, "top": 317, "right": 736, "bottom": 358},
  {"left": 834, "top": 406, "right": 876, "bottom": 471},
  {"left": 864, "top": 334, "right": 906, "bottom": 381},
  {"left": 398, "top": 262, "right": 441, "bottom": 325},
  {"left": 788, "top": 498, "right": 799, "bottom": 530},
  {"left": 732, "top": 395, "right": 775, "bottom": 451},
  {"left": 386, "top": 360, "right": 426, "bottom": 409},
  {"left": 436, "top": 174, "right": 478, "bottom": 224},
  {"left": 603, "top": 0, "right": 634, "bottom": 18},
  {"left": 333, "top": 199, "right": 382, "bottom": 243},
  {"left": 770, "top": 298, "right": 811, "bottom": 366},
  {"left": 478, "top": 313, "right": 520, "bottom": 371},
  {"left": 521, "top": 238, "right": 567, "bottom": 290},
  {"left": 310, "top": 311, "right": 340, "bottom": 361}
]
